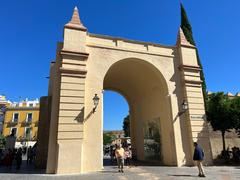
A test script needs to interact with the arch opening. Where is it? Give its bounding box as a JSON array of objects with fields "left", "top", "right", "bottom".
[{"left": 103, "top": 58, "right": 177, "bottom": 165}]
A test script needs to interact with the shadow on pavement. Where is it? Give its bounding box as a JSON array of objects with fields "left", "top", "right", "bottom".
[
  {"left": 101, "top": 170, "right": 120, "bottom": 173},
  {"left": 0, "top": 160, "right": 45, "bottom": 174},
  {"left": 103, "top": 157, "right": 163, "bottom": 167},
  {"left": 168, "top": 174, "right": 196, "bottom": 177}
]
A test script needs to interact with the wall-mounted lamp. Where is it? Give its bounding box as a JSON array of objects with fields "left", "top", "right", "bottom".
[
  {"left": 93, "top": 94, "right": 100, "bottom": 113},
  {"left": 181, "top": 100, "right": 188, "bottom": 112},
  {"left": 179, "top": 100, "right": 188, "bottom": 116}
]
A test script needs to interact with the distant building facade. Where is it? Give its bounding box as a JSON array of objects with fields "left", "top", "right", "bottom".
[
  {"left": 2, "top": 98, "right": 39, "bottom": 148},
  {"left": 104, "top": 130, "right": 125, "bottom": 139},
  {"left": 104, "top": 130, "right": 125, "bottom": 145},
  {"left": 0, "top": 95, "right": 10, "bottom": 134}
]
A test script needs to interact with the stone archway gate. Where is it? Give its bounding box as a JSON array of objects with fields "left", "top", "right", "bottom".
[{"left": 41, "top": 7, "right": 213, "bottom": 174}]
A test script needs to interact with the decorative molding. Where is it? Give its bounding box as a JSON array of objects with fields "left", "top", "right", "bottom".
[
  {"left": 87, "top": 43, "right": 175, "bottom": 58},
  {"left": 179, "top": 64, "right": 201, "bottom": 71},
  {"left": 179, "top": 44, "right": 197, "bottom": 49},
  {"left": 61, "top": 61, "right": 86, "bottom": 66},
  {"left": 60, "top": 67, "right": 87, "bottom": 75},
  {"left": 6, "top": 107, "right": 39, "bottom": 111},
  {"left": 64, "top": 24, "right": 87, "bottom": 31},
  {"left": 88, "top": 33, "right": 174, "bottom": 49},
  {"left": 61, "top": 50, "right": 89, "bottom": 59},
  {"left": 185, "top": 79, "right": 203, "bottom": 85},
  {"left": 61, "top": 74, "right": 86, "bottom": 78}
]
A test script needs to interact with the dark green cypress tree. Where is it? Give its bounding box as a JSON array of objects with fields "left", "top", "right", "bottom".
[{"left": 180, "top": 3, "right": 207, "bottom": 107}]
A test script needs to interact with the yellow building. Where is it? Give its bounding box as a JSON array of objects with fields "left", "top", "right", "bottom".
[{"left": 2, "top": 98, "right": 39, "bottom": 148}]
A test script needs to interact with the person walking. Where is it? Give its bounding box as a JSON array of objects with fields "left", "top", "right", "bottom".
[
  {"left": 27, "top": 146, "right": 33, "bottom": 164},
  {"left": 124, "top": 147, "right": 132, "bottom": 166},
  {"left": 115, "top": 144, "right": 125, "bottom": 173},
  {"left": 193, "top": 142, "right": 206, "bottom": 177},
  {"left": 16, "top": 148, "right": 22, "bottom": 170},
  {"left": 110, "top": 145, "right": 115, "bottom": 163}
]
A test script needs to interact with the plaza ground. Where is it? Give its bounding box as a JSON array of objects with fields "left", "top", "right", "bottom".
[{"left": 0, "top": 161, "right": 240, "bottom": 180}]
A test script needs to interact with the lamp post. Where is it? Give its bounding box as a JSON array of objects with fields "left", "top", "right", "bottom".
[{"left": 93, "top": 94, "right": 100, "bottom": 113}]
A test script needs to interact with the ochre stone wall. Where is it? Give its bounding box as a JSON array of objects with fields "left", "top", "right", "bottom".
[
  {"left": 36, "top": 96, "right": 51, "bottom": 169},
  {"left": 44, "top": 8, "right": 213, "bottom": 174}
]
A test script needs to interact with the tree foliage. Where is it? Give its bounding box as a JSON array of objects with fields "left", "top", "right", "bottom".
[
  {"left": 123, "top": 115, "right": 130, "bottom": 137},
  {"left": 206, "top": 92, "right": 234, "bottom": 151},
  {"left": 230, "top": 97, "right": 240, "bottom": 135},
  {"left": 103, "top": 133, "right": 114, "bottom": 145},
  {"left": 180, "top": 3, "right": 207, "bottom": 107},
  {"left": 0, "top": 134, "right": 6, "bottom": 149}
]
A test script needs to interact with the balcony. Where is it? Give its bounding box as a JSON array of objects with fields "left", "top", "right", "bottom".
[
  {"left": 7, "top": 121, "right": 18, "bottom": 127},
  {"left": 17, "top": 135, "right": 37, "bottom": 142},
  {"left": 21, "top": 121, "right": 32, "bottom": 127},
  {"left": 34, "top": 121, "right": 38, "bottom": 127}
]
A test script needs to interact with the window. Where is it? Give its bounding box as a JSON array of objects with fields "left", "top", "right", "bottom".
[
  {"left": 10, "top": 127, "right": 17, "bottom": 137},
  {"left": 12, "top": 113, "right": 19, "bottom": 122},
  {"left": 25, "top": 127, "right": 31, "bottom": 139},
  {"left": 29, "top": 103, "right": 33, "bottom": 107},
  {"left": 26, "top": 113, "right": 33, "bottom": 122}
]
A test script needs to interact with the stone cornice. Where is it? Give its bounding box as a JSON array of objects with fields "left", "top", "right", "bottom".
[
  {"left": 185, "top": 79, "right": 203, "bottom": 85},
  {"left": 87, "top": 43, "right": 175, "bottom": 58},
  {"left": 61, "top": 50, "right": 89, "bottom": 59},
  {"left": 88, "top": 33, "right": 175, "bottom": 49},
  {"left": 6, "top": 107, "right": 39, "bottom": 111},
  {"left": 179, "top": 64, "right": 201, "bottom": 71},
  {"left": 60, "top": 67, "right": 87, "bottom": 75},
  {"left": 179, "top": 44, "right": 197, "bottom": 49},
  {"left": 64, "top": 24, "right": 87, "bottom": 31}
]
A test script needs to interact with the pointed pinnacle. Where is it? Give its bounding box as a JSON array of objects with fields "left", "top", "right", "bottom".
[
  {"left": 177, "top": 27, "right": 194, "bottom": 47},
  {"left": 70, "top": 6, "right": 81, "bottom": 25},
  {"left": 65, "top": 6, "right": 87, "bottom": 31}
]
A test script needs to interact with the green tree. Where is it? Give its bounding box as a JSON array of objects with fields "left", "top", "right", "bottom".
[
  {"left": 230, "top": 96, "right": 240, "bottom": 135},
  {"left": 206, "top": 92, "right": 233, "bottom": 151},
  {"left": 103, "top": 133, "right": 114, "bottom": 145},
  {"left": 0, "top": 134, "right": 6, "bottom": 149},
  {"left": 123, "top": 115, "right": 130, "bottom": 137},
  {"left": 180, "top": 3, "right": 207, "bottom": 107}
]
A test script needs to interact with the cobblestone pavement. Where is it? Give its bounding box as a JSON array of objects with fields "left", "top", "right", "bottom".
[{"left": 0, "top": 165, "right": 240, "bottom": 180}]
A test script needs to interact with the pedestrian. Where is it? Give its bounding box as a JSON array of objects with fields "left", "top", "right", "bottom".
[
  {"left": 110, "top": 145, "right": 114, "bottom": 162},
  {"left": 193, "top": 142, "right": 206, "bottom": 177},
  {"left": 124, "top": 146, "right": 132, "bottom": 166},
  {"left": 0, "top": 149, "right": 3, "bottom": 166},
  {"left": 32, "top": 145, "right": 37, "bottom": 163},
  {"left": 16, "top": 148, "right": 22, "bottom": 170},
  {"left": 115, "top": 144, "right": 125, "bottom": 173},
  {"left": 4, "top": 148, "right": 14, "bottom": 169},
  {"left": 27, "top": 146, "right": 33, "bottom": 164}
]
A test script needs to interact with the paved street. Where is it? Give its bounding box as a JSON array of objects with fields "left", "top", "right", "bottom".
[{"left": 0, "top": 163, "right": 240, "bottom": 180}]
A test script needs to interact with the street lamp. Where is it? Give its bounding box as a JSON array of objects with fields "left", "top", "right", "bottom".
[
  {"left": 93, "top": 94, "right": 100, "bottom": 113},
  {"left": 178, "top": 100, "right": 188, "bottom": 116},
  {"left": 181, "top": 100, "right": 188, "bottom": 112}
]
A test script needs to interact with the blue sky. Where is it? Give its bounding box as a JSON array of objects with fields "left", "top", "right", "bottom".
[{"left": 0, "top": 0, "right": 240, "bottom": 130}]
